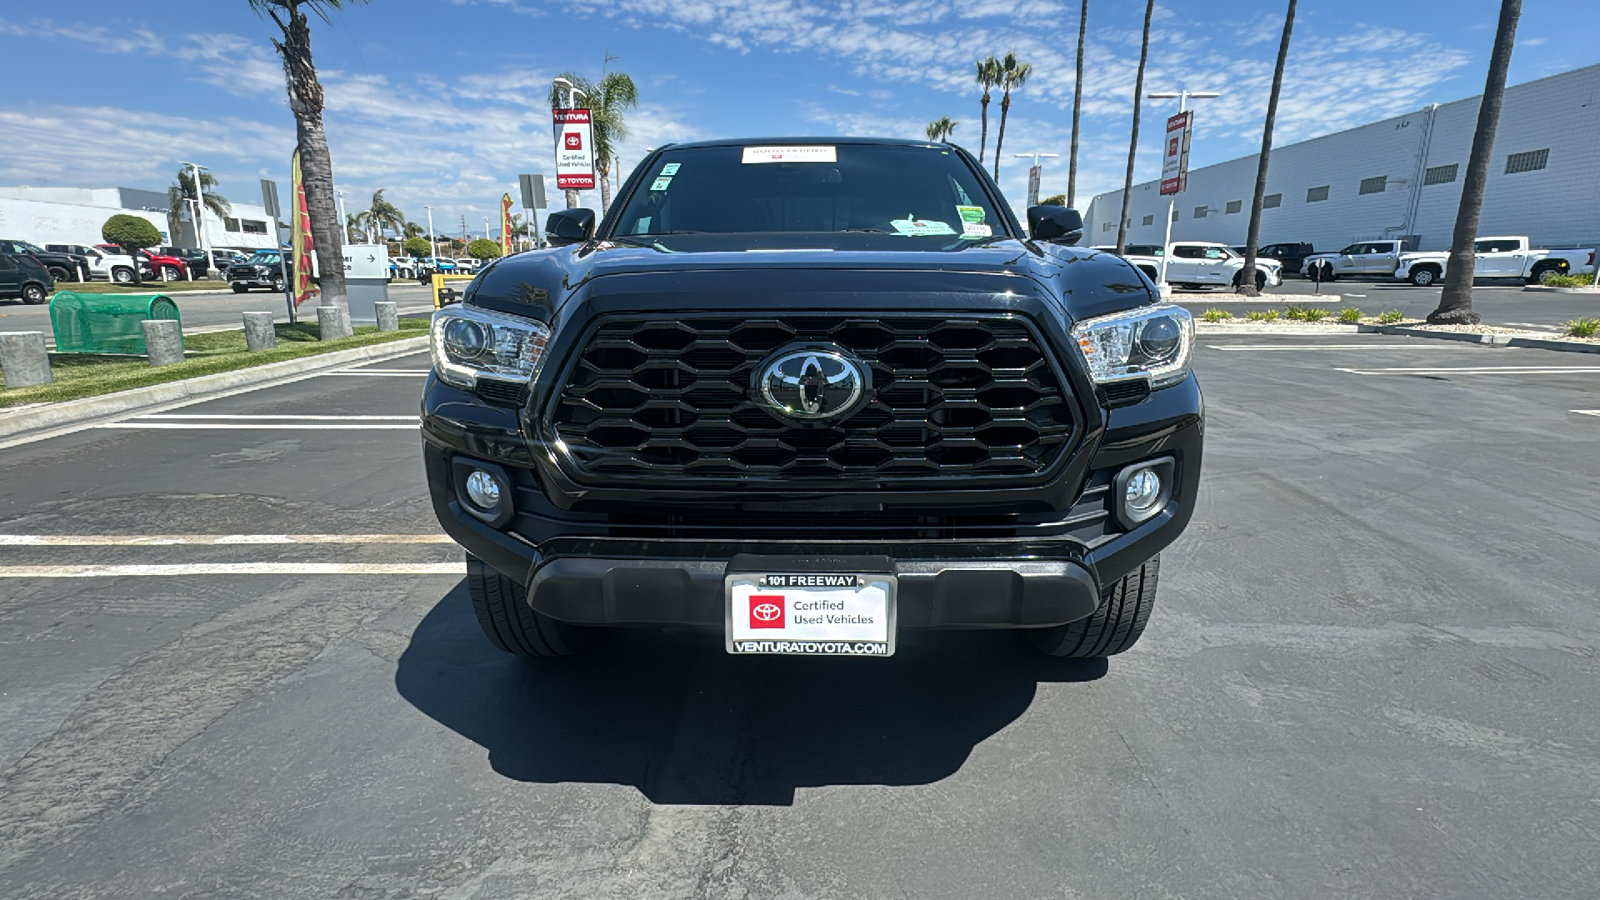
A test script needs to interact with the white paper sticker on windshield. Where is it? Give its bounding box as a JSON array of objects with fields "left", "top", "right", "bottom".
[
  {"left": 742, "top": 146, "right": 838, "bottom": 164},
  {"left": 650, "top": 177, "right": 673, "bottom": 191},
  {"left": 961, "top": 222, "right": 992, "bottom": 238},
  {"left": 890, "top": 218, "right": 957, "bottom": 237},
  {"left": 660, "top": 163, "right": 681, "bottom": 176}
]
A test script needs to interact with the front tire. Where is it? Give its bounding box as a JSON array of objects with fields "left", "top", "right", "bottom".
[
  {"left": 1027, "top": 556, "right": 1159, "bottom": 658},
  {"left": 21, "top": 284, "right": 48, "bottom": 305},
  {"left": 467, "top": 555, "right": 594, "bottom": 657},
  {"left": 1530, "top": 265, "right": 1564, "bottom": 285},
  {"left": 111, "top": 267, "right": 134, "bottom": 284},
  {"left": 231, "top": 283, "right": 248, "bottom": 294},
  {"left": 159, "top": 265, "right": 180, "bottom": 282},
  {"left": 1233, "top": 271, "right": 1268, "bottom": 291},
  {"left": 48, "top": 266, "right": 71, "bottom": 282},
  {"left": 271, "top": 275, "right": 286, "bottom": 292},
  {"left": 1409, "top": 266, "right": 1439, "bottom": 287}
]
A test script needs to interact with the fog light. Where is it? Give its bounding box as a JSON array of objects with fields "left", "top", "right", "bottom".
[
  {"left": 464, "top": 469, "right": 501, "bottom": 510},
  {"left": 1124, "top": 468, "right": 1162, "bottom": 515}
]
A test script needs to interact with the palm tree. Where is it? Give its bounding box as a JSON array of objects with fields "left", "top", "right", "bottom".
[
  {"left": 248, "top": 0, "right": 367, "bottom": 326},
  {"left": 1067, "top": 0, "right": 1088, "bottom": 208},
  {"left": 403, "top": 221, "right": 424, "bottom": 239},
  {"left": 165, "top": 168, "right": 231, "bottom": 248},
  {"left": 366, "top": 189, "right": 405, "bottom": 242},
  {"left": 1239, "top": 0, "right": 1297, "bottom": 298},
  {"left": 925, "top": 116, "right": 958, "bottom": 143},
  {"left": 1115, "top": 0, "right": 1155, "bottom": 255},
  {"left": 992, "top": 51, "right": 1032, "bottom": 180},
  {"left": 974, "top": 56, "right": 1001, "bottom": 163},
  {"left": 1429, "top": 0, "right": 1522, "bottom": 324},
  {"left": 345, "top": 211, "right": 369, "bottom": 244}
]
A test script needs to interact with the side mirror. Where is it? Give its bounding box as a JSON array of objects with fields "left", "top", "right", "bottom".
[
  {"left": 1027, "top": 205, "right": 1084, "bottom": 245},
  {"left": 545, "top": 208, "right": 596, "bottom": 247}
]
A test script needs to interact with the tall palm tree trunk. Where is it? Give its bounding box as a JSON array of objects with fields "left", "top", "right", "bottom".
[
  {"left": 1067, "top": 0, "right": 1087, "bottom": 208},
  {"left": 1115, "top": 0, "right": 1154, "bottom": 255},
  {"left": 271, "top": 7, "right": 348, "bottom": 330},
  {"left": 1239, "top": 0, "right": 1297, "bottom": 298},
  {"left": 978, "top": 93, "right": 991, "bottom": 164},
  {"left": 993, "top": 92, "right": 1010, "bottom": 180},
  {"left": 1430, "top": 0, "right": 1521, "bottom": 324},
  {"left": 599, "top": 161, "right": 613, "bottom": 214}
]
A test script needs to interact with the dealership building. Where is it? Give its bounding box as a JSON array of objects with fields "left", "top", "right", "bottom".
[
  {"left": 1082, "top": 63, "right": 1600, "bottom": 255},
  {"left": 0, "top": 185, "right": 279, "bottom": 252}
]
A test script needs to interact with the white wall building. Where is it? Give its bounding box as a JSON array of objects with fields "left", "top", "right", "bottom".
[
  {"left": 0, "top": 185, "right": 278, "bottom": 251},
  {"left": 1083, "top": 63, "right": 1600, "bottom": 254}
]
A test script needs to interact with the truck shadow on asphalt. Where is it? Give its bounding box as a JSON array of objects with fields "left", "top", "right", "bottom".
[{"left": 395, "top": 582, "right": 1107, "bottom": 806}]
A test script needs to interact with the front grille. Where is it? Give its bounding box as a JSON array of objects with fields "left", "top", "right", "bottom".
[{"left": 549, "top": 314, "right": 1077, "bottom": 483}]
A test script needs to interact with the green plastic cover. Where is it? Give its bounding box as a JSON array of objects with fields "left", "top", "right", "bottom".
[{"left": 49, "top": 292, "right": 183, "bottom": 355}]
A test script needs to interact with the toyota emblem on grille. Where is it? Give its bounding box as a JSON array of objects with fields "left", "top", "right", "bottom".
[{"left": 757, "top": 348, "right": 866, "bottom": 420}]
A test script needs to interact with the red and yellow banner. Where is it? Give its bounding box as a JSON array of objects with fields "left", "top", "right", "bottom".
[
  {"left": 500, "top": 193, "right": 513, "bottom": 255},
  {"left": 290, "top": 149, "right": 317, "bottom": 307}
]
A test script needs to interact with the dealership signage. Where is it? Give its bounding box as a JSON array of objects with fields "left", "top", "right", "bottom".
[
  {"left": 553, "top": 108, "right": 595, "bottom": 191},
  {"left": 1160, "top": 111, "right": 1193, "bottom": 196}
]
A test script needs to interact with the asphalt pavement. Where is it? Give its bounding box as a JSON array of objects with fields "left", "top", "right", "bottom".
[
  {"left": 0, "top": 282, "right": 438, "bottom": 334},
  {"left": 2, "top": 337, "right": 1598, "bottom": 897},
  {"left": 1173, "top": 277, "right": 1599, "bottom": 331}
]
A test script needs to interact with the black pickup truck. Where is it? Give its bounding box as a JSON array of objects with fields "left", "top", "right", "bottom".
[
  {"left": 0, "top": 239, "right": 87, "bottom": 283},
  {"left": 421, "top": 138, "right": 1202, "bottom": 661}
]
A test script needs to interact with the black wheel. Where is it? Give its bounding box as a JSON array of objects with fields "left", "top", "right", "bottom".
[
  {"left": 231, "top": 283, "right": 248, "bottom": 293},
  {"left": 1529, "top": 265, "right": 1563, "bottom": 285},
  {"left": 1409, "top": 266, "right": 1439, "bottom": 287},
  {"left": 467, "top": 555, "right": 594, "bottom": 657},
  {"left": 1027, "top": 556, "right": 1160, "bottom": 658},
  {"left": 271, "top": 275, "right": 286, "bottom": 292},
  {"left": 111, "top": 267, "right": 134, "bottom": 284},
  {"left": 1312, "top": 262, "right": 1336, "bottom": 282},
  {"left": 159, "top": 265, "right": 180, "bottom": 282},
  {"left": 47, "top": 266, "right": 71, "bottom": 282},
  {"left": 1136, "top": 265, "right": 1159, "bottom": 282},
  {"left": 21, "top": 283, "right": 48, "bottom": 305},
  {"left": 1233, "top": 271, "right": 1268, "bottom": 291}
]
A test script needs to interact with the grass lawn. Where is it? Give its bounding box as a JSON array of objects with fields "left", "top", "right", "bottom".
[
  {"left": 52, "top": 281, "right": 236, "bottom": 295},
  {"left": 1, "top": 319, "right": 428, "bottom": 407}
]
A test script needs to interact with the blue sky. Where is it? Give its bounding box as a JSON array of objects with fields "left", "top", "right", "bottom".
[{"left": 2, "top": 0, "right": 1595, "bottom": 238}]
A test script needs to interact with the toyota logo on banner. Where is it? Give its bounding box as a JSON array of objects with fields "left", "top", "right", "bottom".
[{"left": 749, "top": 595, "right": 785, "bottom": 629}]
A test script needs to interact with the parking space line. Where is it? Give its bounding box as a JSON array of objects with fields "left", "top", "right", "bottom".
[
  {"left": 1209, "top": 344, "right": 1464, "bottom": 351},
  {"left": 1573, "top": 410, "right": 1600, "bottom": 417},
  {"left": 135, "top": 415, "right": 417, "bottom": 421},
  {"left": 325, "top": 370, "right": 431, "bottom": 377},
  {"left": 95, "top": 423, "right": 419, "bottom": 430},
  {"left": 1336, "top": 366, "right": 1600, "bottom": 376},
  {"left": 0, "top": 563, "right": 467, "bottom": 578},
  {"left": 0, "top": 534, "right": 454, "bottom": 546}
]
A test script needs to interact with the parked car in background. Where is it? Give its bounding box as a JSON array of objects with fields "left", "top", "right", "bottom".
[
  {"left": 1122, "top": 241, "right": 1282, "bottom": 291},
  {"left": 95, "top": 245, "right": 186, "bottom": 281},
  {"left": 225, "top": 249, "right": 290, "bottom": 293},
  {"left": 391, "top": 257, "right": 424, "bottom": 280},
  {"left": 0, "top": 249, "right": 55, "bottom": 304},
  {"left": 159, "top": 247, "right": 212, "bottom": 278},
  {"left": 211, "top": 249, "right": 248, "bottom": 271},
  {"left": 453, "top": 258, "right": 481, "bottom": 274},
  {"left": 0, "top": 238, "right": 87, "bottom": 282},
  {"left": 1258, "top": 242, "right": 1315, "bottom": 276},
  {"left": 1300, "top": 240, "right": 1410, "bottom": 281},
  {"left": 45, "top": 243, "right": 141, "bottom": 283},
  {"left": 1394, "top": 236, "right": 1597, "bottom": 286}
]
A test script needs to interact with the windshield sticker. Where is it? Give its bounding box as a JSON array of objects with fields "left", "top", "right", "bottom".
[
  {"left": 650, "top": 176, "right": 673, "bottom": 191},
  {"left": 659, "top": 163, "right": 681, "bottom": 176},
  {"left": 890, "top": 217, "right": 957, "bottom": 237},
  {"left": 741, "top": 146, "right": 838, "bottom": 164},
  {"left": 961, "top": 222, "right": 993, "bottom": 238},
  {"left": 955, "top": 205, "right": 986, "bottom": 225}
]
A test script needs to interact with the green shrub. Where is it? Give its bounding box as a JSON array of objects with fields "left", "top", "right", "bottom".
[
  {"left": 1540, "top": 272, "right": 1593, "bottom": 288},
  {"left": 1201, "top": 308, "right": 1230, "bottom": 323},
  {"left": 101, "top": 214, "right": 160, "bottom": 250},
  {"left": 466, "top": 238, "right": 503, "bottom": 260},
  {"left": 1565, "top": 317, "right": 1600, "bottom": 338},
  {"left": 1246, "top": 309, "right": 1281, "bottom": 322},
  {"left": 1338, "top": 307, "right": 1364, "bottom": 323},
  {"left": 1284, "top": 304, "right": 1329, "bottom": 322},
  {"left": 1378, "top": 309, "right": 1404, "bottom": 324},
  {"left": 403, "top": 237, "right": 432, "bottom": 258}
]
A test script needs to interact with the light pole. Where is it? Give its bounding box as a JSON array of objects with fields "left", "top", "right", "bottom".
[
  {"left": 335, "top": 189, "right": 350, "bottom": 243},
  {"left": 1146, "top": 90, "right": 1219, "bottom": 287},
  {"left": 1013, "top": 151, "right": 1059, "bottom": 208},
  {"left": 181, "top": 161, "right": 208, "bottom": 279},
  {"left": 424, "top": 205, "right": 437, "bottom": 263}
]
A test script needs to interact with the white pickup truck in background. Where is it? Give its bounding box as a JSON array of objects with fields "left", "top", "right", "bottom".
[
  {"left": 1118, "top": 241, "right": 1283, "bottom": 291},
  {"left": 1394, "top": 236, "right": 1597, "bottom": 286},
  {"left": 1300, "top": 240, "right": 1410, "bottom": 281}
]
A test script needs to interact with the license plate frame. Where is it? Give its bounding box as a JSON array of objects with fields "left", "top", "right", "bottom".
[{"left": 724, "top": 571, "right": 897, "bottom": 657}]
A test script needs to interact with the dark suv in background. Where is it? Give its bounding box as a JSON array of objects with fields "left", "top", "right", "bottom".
[
  {"left": 421, "top": 138, "right": 1202, "bottom": 662},
  {"left": 0, "top": 239, "right": 86, "bottom": 282},
  {"left": 0, "top": 250, "right": 55, "bottom": 304}
]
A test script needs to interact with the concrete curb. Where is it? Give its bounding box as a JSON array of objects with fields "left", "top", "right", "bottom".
[
  {"left": 1358, "top": 324, "right": 1506, "bottom": 345},
  {"left": 1198, "top": 322, "right": 1600, "bottom": 353},
  {"left": 0, "top": 335, "right": 429, "bottom": 443},
  {"left": 1503, "top": 336, "right": 1600, "bottom": 354},
  {"left": 1521, "top": 285, "right": 1600, "bottom": 294},
  {"left": 1197, "top": 323, "right": 1360, "bottom": 335},
  {"left": 1176, "top": 294, "right": 1344, "bottom": 303}
]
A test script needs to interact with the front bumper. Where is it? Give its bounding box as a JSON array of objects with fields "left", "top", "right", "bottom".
[{"left": 421, "top": 369, "right": 1203, "bottom": 631}]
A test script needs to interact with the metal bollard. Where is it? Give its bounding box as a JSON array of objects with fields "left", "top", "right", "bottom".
[
  {"left": 243, "top": 312, "right": 277, "bottom": 351},
  {"left": 142, "top": 320, "right": 185, "bottom": 366},
  {"left": 0, "top": 332, "right": 52, "bottom": 387},
  {"left": 374, "top": 301, "right": 399, "bottom": 332},
  {"left": 316, "top": 305, "right": 351, "bottom": 341}
]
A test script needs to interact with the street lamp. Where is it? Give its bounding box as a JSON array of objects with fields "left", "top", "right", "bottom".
[
  {"left": 1013, "top": 152, "right": 1060, "bottom": 207},
  {"left": 424, "top": 205, "right": 437, "bottom": 262},
  {"left": 1146, "top": 91, "right": 1220, "bottom": 287},
  {"left": 180, "top": 160, "right": 208, "bottom": 279}
]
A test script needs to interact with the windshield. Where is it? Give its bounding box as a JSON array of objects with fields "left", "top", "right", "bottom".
[
  {"left": 246, "top": 252, "right": 281, "bottom": 264},
  {"left": 608, "top": 143, "right": 1007, "bottom": 247}
]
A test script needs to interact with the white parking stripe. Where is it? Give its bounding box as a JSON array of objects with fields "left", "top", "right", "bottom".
[
  {"left": 1337, "top": 366, "right": 1600, "bottom": 376},
  {"left": 95, "top": 423, "right": 419, "bottom": 430},
  {"left": 1573, "top": 410, "right": 1600, "bottom": 417},
  {"left": 325, "top": 370, "right": 431, "bottom": 377},
  {"left": 0, "top": 563, "right": 466, "bottom": 578},
  {"left": 1506, "top": 322, "right": 1563, "bottom": 331},
  {"left": 1209, "top": 344, "right": 1464, "bottom": 351},
  {"left": 134, "top": 414, "right": 416, "bottom": 421},
  {"left": 0, "top": 534, "right": 454, "bottom": 546}
]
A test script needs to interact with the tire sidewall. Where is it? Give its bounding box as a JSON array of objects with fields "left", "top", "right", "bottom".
[
  {"left": 22, "top": 284, "right": 47, "bottom": 304},
  {"left": 1410, "top": 268, "right": 1437, "bottom": 286}
]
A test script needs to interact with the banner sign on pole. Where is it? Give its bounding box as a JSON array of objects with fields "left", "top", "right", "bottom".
[
  {"left": 1026, "top": 165, "right": 1042, "bottom": 208},
  {"left": 1160, "top": 111, "right": 1193, "bottom": 196},
  {"left": 500, "top": 193, "right": 514, "bottom": 254},
  {"left": 553, "top": 109, "right": 595, "bottom": 190},
  {"left": 289, "top": 150, "right": 317, "bottom": 307}
]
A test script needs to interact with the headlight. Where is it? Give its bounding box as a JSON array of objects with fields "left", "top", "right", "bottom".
[
  {"left": 1071, "top": 304, "right": 1194, "bottom": 389},
  {"left": 429, "top": 305, "right": 552, "bottom": 389}
]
